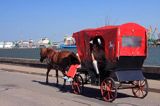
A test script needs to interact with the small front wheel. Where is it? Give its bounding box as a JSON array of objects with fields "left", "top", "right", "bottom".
[
  {"left": 71, "top": 74, "right": 84, "bottom": 94},
  {"left": 100, "top": 77, "right": 117, "bottom": 102}
]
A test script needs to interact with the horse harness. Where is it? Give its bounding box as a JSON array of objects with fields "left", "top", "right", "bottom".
[{"left": 46, "top": 54, "right": 67, "bottom": 72}]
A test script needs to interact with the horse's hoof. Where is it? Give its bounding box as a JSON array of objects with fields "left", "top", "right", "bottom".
[
  {"left": 56, "top": 83, "right": 59, "bottom": 87},
  {"left": 59, "top": 86, "right": 66, "bottom": 91},
  {"left": 62, "top": 89, "right": 67, "bottom": 93},
  {"left": 60, "top": 88, "right": 67, "bottom": 92},
  {"left": 46, "top": 81, "right": 49, "bottom": 84}
]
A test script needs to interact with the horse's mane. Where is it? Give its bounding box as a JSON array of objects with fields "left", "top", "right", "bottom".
[{"left": 46, "top": 48, "right": 57, "bottom": 59}]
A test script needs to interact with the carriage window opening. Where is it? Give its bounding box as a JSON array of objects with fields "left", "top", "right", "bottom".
[{"left": 122, "top": 36, "right": 142, "bottom": 47}]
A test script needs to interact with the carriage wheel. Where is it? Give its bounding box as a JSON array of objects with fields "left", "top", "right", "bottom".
[
  {"left": 100, "top": 77, "right": 117, "bottom": 102},
  {"left": 132, "top": 79, "right": 148, "bottom": 98},
  {"left": 71, "top": 74, "right": 84, "bottom": 94}
]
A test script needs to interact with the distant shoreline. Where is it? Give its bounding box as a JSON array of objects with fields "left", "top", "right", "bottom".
[{"left": 0, "top": 47, "right": 159, "bottom": 66}]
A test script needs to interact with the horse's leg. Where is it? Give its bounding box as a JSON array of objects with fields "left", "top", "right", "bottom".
[
  {"left": 59, "top": 70, "right": 67, "bottom": 91},
  {"left": 56, "top": 69, "right": 59, "bottom": 86},
  {"left": 62, "top": 71, "right": 66, "bottom": 89},
  {"left": 46, "top": 66, "right": 51, "bottom": 84}
]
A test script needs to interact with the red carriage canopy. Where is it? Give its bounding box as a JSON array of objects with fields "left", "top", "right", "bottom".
[{"left": 72, "top": 23, "right": 147, "bottom": 63}]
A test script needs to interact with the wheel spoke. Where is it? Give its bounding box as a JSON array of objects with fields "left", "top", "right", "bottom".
[
  {"left": 137, "top": 90, "right": 141, "bottom": 97},
  {"left": 77, "top": 85, "right": 80, "bottom": 93},
  {"left": 72, "top": 75, "right": 83, "bottom": 94},
  {"left": 103, "top": 82, "right": 107, "bottom": 90},
  {"left": 74, "top": 82, "right": 78, "bottom": 86},
  {"left": 108, "top": 83, "right": 112, "bottom": 88},
  {"left": 141, "top": 80, "right": 145, "bottom": 85},
  {"left": 103, "top": 91, "right": 108, "bottom": 97},
  {"left": 100, "top": 78, "right": 117, "bottom": 102},
  {"left": 133, "top": 81, "right": 138, "bottom": 85},
  {"left": 140, "top": 80, "right": 145, "bottom": 86},
  {"left": 107, "top": 91, "right": 111, "bottom": 100},
  {"left": 109, "top": 92, "right": 113, "bottom": 98},
  {"left": 134, "top": 88, "right": 140, "bottom": 94},
  {"left": 140, "top": 89, "right": 144, "bottom": 96}
]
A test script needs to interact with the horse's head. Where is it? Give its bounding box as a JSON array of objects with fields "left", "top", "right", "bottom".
[{"left": 40, "top": 48, "right": 48, "bottom": 62}]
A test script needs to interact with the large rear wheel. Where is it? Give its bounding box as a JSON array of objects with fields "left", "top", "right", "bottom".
[
  {"left": 132, "top": 79, "right": 148, "bottom": 98},
  {"left": 100, "top": 77, "right": 117, "bottom": 102},
  {"left": 71, "top": 74, "right": 84, "bottom": 94}
]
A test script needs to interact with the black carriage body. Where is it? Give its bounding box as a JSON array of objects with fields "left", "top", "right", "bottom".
[{"left": 112, "top": 56, "right": 146, "bottom": 81}]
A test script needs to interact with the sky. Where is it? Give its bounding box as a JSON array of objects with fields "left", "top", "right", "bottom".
[{"left": 0, "top": 0, "right": 159, "bottom": 42}]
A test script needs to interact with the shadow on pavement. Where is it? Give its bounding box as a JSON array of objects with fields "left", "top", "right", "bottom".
[
  {"left": 32, "top": 80, "right": 135, "bottom": 101},
  {"left": 32, "top": 80, "right": 72, "bottom": 92},
  {"left": 81, "top": 86, "right": 135, "bottom": 101}
]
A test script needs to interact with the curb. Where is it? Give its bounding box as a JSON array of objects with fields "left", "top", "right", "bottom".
[
  {"left": 0, "top": 57, "right": 160, "bottom": 74},
  {"left": 0, "top": 68, "right": 52, "bottom": 77},
  {"left": 0, "top": 57, "right": 47, "bottom": 68}
]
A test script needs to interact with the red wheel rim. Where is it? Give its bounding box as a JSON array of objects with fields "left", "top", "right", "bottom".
[
  {"left": 72, "top": 81, "right": 80, "bottom": 94},
  {"left": 71, "top": 75, "right": 83, "bottom": 94},
  {"left": 100, "top": 78, "right": 117, "bottom": 102}
]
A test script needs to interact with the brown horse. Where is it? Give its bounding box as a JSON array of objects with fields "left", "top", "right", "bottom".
[{"left": 40, "top": 48, "right": 80, "bottom": 87}]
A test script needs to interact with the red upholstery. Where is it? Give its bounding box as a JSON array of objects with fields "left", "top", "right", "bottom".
[{"left": 67, "top": 64, "right": 79, "bottom": 78}]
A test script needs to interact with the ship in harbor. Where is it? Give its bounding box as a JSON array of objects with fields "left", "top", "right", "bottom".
[{"left": 59, "top": 36, "right": 76, "bottom": 49}]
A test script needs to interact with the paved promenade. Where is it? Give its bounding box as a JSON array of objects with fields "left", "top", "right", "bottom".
[{"left": 0, "top": 63, "right": 160, "bottom": 93}]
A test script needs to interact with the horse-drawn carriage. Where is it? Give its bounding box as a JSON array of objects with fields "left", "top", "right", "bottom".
[{"left": 71, "top": 23, "right": 148, "bottom": 102}]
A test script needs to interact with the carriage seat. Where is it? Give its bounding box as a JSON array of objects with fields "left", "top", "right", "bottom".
[{"left": 66, "top": 64, "right": 80, "bottom": 78}]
